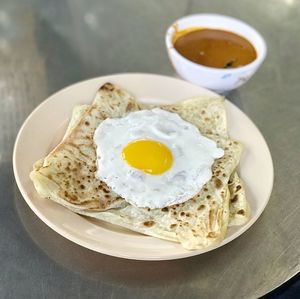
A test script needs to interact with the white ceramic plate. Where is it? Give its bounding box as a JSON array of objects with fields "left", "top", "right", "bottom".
[{"left": 13, "top": 73, "right": 273, "bottom": 260}]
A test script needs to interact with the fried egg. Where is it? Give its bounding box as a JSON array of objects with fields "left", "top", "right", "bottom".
[{"left": 94, "top": 108, "right": 224, "bottom": 209}]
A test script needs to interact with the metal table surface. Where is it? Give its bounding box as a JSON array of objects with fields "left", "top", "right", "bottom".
[{"left": 1, "top": 0, "right": 299, "bottom": 298}]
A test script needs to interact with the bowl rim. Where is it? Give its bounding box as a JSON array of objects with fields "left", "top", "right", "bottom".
[{"left": 165, "top": 13, "right": 267, "bottom": 74}]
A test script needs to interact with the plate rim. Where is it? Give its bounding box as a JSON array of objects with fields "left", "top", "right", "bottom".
[{"left": 13, "top": 72, "right": 274, "bottom": 260}]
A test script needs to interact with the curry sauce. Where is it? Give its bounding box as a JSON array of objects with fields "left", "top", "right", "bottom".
[{"left": 173, "top": 28, "right": 257, "bottom": 69}]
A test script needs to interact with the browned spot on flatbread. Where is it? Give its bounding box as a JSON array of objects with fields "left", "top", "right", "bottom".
[
  {"left": 126, "top": 102, "right": 135, "bottom": 111},
  {"left": 100, "top": 82, "right": 114, "bottom": 91},
  {"left": 143, "top": 221, "right": 155, "bottom": 227},
  {"left": 161, "top": 207, "right": 169, "bottom": 212},
  {"left": 207, "top": 232, "right": 217, "bottom": 238},
  {"left": 170, "top": 224, "right": 177, "bottom": 229},
  {"left": 198, "top": 204, "right": 205, "bottom": 210},
  {"left": 214, "top": 178, "right": 223, "bottom": 188},
  {"left": 231, "top": 195, "right": 238, "bottom": 203},
  {"left": 68, "top": 194, "right": 78, "bottom": 202},
  {"left": 236, "top": 185, "right": 242, "bottom": 192},
  {"left": 237, "top": 209, "right": 245, "bottom": 215},
  {"left": 90, "top": 166, "right": 97, "bottom": 172}
]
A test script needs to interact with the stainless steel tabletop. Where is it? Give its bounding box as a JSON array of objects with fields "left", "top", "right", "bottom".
[{"left": 1, "top": 0, "right": 300, "bottom": 298}]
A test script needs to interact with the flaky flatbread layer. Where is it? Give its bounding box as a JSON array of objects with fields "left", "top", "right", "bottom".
[
  {"left": 60, "top": 102, "right": 250, "bottom": 227},
  {"left": 30, "top": 83, "right": 249, "bottom": 249}
]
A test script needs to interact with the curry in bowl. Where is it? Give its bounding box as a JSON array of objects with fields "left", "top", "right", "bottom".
[{"left": 173, "top": 28, "right": 257, "bottom": 69}]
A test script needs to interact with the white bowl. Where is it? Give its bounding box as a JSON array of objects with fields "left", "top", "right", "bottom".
[{"left": 165, "top": 14, "right": 267, "bottom": 92}]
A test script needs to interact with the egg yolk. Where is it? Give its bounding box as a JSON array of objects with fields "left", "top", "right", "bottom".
[{"left": 122, "top": 139, "right": 173, "bottom": 175}]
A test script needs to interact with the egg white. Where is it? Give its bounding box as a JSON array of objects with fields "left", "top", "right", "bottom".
[{"left": 94, "top": 108, "right": 224, "bottom": 209}]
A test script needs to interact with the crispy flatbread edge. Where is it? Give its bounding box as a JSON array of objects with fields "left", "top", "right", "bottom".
[
  {"left": 29, "top": 172, "right": 231, "bottom": 250},
  {"left": 30, "top": 170, "right": 128, "bottom": 210},
  {"left": 30, "top": 168, "right": 179, "bottom": 241},
  {"left": 228, "top": 172, "right": 251, "bottom": 226},
  {"left": 30, "top": 171, "right": 94, "bottom": 210}
]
